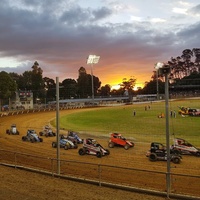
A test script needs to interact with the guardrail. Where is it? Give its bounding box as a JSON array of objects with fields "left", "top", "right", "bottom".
[
  {"left": 0, "top": 149, "right": 199, "bottom": 200},
  {"left": 0, "top": 105, "right": 88, "bottom": 117}
]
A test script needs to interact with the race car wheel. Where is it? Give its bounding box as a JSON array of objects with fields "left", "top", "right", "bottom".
[
  {"left": 78, "top": 148, "right": 85, "bottom": 155},
  {"left": 39, "top": 132, "right": 43, "bottom": 136},
  {"left": 172, "top": 156, "right": 181, "bottom": 164},
  {"left": 108, "top": 142, "right": 114, "bottom": 148},
  {"left": 149, "top": 153, "right": 157, "bottom": 162},
  {"left": 39, "top": 138, "right": 43, "bottom": 142},
  {"left": 22, "top": 136, "right": 26, "bottom": 141},
  {"left": 52, "top": 142, "right": 57, "bottom": 148},
  {"left": 124, "top": 144, "right": 130, "bottom": 150},
  {"left": 31, "top": 138, "right": 35, "bottom": 143},
  {"left": 64, "top": 145, "right": 69, "bottom": 150},
  {"left": 96, "top": 151, "right": 102, "bottom": 158},
  {"left": 195, "top": 151, "right": 200, "bottom": 157}
]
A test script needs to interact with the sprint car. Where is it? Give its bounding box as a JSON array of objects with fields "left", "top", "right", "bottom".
[
  {"left": 171, "top": 138, "right": 200, "bottom": 157},
  {"left": 146, "top": 142, "right": 182, "bottom": 164},
  {"left": 108, "top": 133, "right": 134, "bottom": 150},
  {"left": 78, "top": 138, "right": 110, "bottom": 158},
  {"left": 22, "top": 130, "right": 43, "bottom": 142},
  {"left": 6, "top": 124, "right": 19, "bottom": 135}
]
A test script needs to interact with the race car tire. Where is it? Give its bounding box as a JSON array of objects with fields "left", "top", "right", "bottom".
[
  {"left": 195, "top": 151, "right": 200, "bottom": 157},
  {"left": 78, "top": 148, "right": 85, "bottom": 155},
  {"left": 108, "top": 142, "right": 114, "bottom": 148},
  {"left": 64, "top": 145, "right": 69, "bottom": 150},
  {"left": 52, "top": 142, "right": 57, "bottom": 148},
  {"left": 96, "top": 151, "right": 102, "bottom": 158},
  {"left": 149, "top": 153, "right": 157, "bottom": 162},
  {"left": 22, "top": 136, "right": 26, "bottom": 141},
  {"left": 31, "top": 138, "right": 35, "bottom": 143},
  {"left": 124, "top": 144, "right": 130, "bottom": 150},
  {"left": 172, "top": 156, "right": 181, "bottom": 164}
]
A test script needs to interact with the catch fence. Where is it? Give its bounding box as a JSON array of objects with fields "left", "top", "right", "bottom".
[{"left": 0, "top": 149, "right": 199, "bottom": 200}]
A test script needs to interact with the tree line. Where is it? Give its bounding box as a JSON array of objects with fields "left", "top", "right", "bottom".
[
  {"left": 0, "top": 48, "right": 200, "bottom": 104},
  {"left": 0, "top": 61, "right": 138, "bottom": 104}
]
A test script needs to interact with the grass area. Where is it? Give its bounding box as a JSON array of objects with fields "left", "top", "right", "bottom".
[{"left": 51, "top": 99, "right": 200, "bottom": 145}]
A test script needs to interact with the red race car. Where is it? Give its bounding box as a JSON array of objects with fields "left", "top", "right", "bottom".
[{"left": 108, "top": 133, "right": 134, "bottom": 150}]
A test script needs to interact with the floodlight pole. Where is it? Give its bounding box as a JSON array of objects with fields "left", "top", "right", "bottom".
[
  {"left": 156, "top": 70, "right": 159, "bottom": 100},
  {"left": 91, "top": 63, "right": 94, "bottom": 104},
  {"left": 155, "top": 62, "right": 171, "bottom": 197},
  {"left": 56, "top": 77, "right": 60, "bottom": 175}
]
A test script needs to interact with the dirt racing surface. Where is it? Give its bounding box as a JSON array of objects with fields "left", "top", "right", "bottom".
[
  {"left": 0, "top": 165, "right": 168, "bottom": 200},
  {"left": 0, "top": 110, "right": 200, "bottom": 199}
]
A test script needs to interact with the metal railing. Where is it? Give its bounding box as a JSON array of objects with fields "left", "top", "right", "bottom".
[{"left": 0, "top": 149, "right": 199, "bottom": 200}]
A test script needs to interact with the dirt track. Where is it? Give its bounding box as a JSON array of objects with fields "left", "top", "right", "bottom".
[{"left": 0, "top": 110, "right": 200, "bottom": 199}]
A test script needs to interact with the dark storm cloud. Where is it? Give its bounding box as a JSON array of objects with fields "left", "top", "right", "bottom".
[
  {"left": 177, "top": 22, "right": 200, "bottom": 48},
  {"left": 0, "top": 0, "right": 199, "bottom": 84},
  {"left": 60, "top": 6, "right": 112, "bottom": 24},
  {"left": 188, "top": 4, "right": 200, "bottom": 15},
  {"left": 92, "top": 7, "right": 112, "bottom": 21}
]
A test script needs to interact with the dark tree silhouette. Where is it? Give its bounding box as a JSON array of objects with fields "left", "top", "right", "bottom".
[
  {"left": 77, "top": 67, "right": 101, "bottom": 98},
  {"left": 168, "top": 48, "right": 200, "bottom": 81}
]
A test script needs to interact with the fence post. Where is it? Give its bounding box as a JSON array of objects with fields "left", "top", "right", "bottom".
[
  {"left": 51, "top": 158, "right": 54, "bottom": 177},
  {"left": 98, "top": 164, "right": 101, "bottom": 186},
  {"left": 14, "top": 152, "right": 17, "bottom": 169}
]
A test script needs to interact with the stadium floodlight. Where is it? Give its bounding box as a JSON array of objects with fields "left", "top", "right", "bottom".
[
  {"left": 155, "top": 62, "right": 164, "bottom": 70},
  {"left": 87, "top": 55, "right": 100, "bottom": 64},
  {"left": 86, "top": 55, "right": 100, "bottom": 104}
]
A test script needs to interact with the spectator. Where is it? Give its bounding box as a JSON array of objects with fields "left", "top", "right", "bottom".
[
  {"left": 170, "top": 110, "right": 173, "bottom": 117},
  {"left": 173, "top": 110, "right": 176, "bottom": 118}
]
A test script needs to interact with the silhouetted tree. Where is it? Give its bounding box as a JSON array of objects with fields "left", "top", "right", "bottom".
[
  {"left": 60, "top": 78, "right": 77, "bottom": 99},
  {"left": 168, "top": 48, "right": 200, "bottom": 81},
  {"left": 119, "top": 77, "right": 136, "bottom": 96},
  {"left": 141, "top": 79, "right": 165, "bottom": 94},
  {"left": 0, "top": 71, "right": 17, "bottom": 106},
  {"left": 77, "top": 67, "right": 101, "bottom": 98},
  {"left": 43, "top": 77, "right": 56, "bottom": 101},
  {"left": 99, "top": 84, "right": 111, "bottom": 96}
]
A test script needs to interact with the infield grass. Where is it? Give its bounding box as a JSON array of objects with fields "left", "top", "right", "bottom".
[{"left": 51, "top": 99, "right": 200, "bottom": 146}]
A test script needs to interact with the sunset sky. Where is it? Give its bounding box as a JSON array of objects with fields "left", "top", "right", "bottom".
[{"left": 0, "top": 0, "right": 199, "bottom": 89}]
